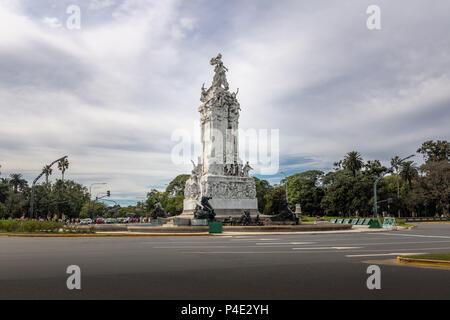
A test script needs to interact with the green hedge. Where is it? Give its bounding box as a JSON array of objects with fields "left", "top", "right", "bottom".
[{"left": 0, "top": 220, "right": 63, "bottom": 233}]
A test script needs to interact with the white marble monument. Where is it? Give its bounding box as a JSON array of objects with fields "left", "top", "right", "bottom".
[{"left": 182, "top": 54, "right": 258, "bottom": 217}]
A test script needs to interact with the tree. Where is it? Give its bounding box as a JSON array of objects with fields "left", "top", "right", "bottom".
[
  {"left": 5, "top": 189, "right": 29, "bottom": 218},
  {"left": 0, "top": 202, "right": 6, "bottom": 218},
  {"left": 165, "top": 195, "right": 184, "bottom": 216},
  {"left": 145, "top": 189, "right": 168, "bottom": 214},
  {"left": 364, "top": 160, "right": 387, "bottom": 175},
  {"left": 9, "top": 173, "right": 28, "bottom": 193},
  {"left": 321, "top": 159, "right": 388, "bottom": 217},
  {"left": 253, "top": 177, "right": 271, "bottom": 213},
  {"left": 80, "top": 201, "right": 107, "bottom": 219},
  {"left": 419, "top": 161, "right": 450, "bottom": 217},
  {"left": 263, "top": 185, "right": 287, "bottom": 215},
  {"left": 342, "top": 151, "right": 364, "bottom": 177},
  {"left": 417, "top": 140, "right": 450, "bottom": 163},
  {"left": 0, "top": 180, "right": 9, "bottom": 203},
  {"left": 285, "top": 171, "right": 325, "bottom": 216},
  {"left": 42, "top": 165, "right": 53, "bottom": 184},
  {"left": 57, "top": 158, "right": 69, "bottom": 182},
  {"left": 321, "top": 170, "right": 355, "bottom": 217},
  {"left": 28, "top": 180, "right": 88, "bottom": 219},
  {"left": 166, "top": 174, "right": 190, "bottom": 197},
  {"left": 400, "top": 161, "right": 418, "bottom": 186}
]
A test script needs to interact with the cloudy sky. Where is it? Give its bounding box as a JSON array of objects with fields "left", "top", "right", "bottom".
[{"left": 0, "top": 0, "right": 449, "bottom": 200}]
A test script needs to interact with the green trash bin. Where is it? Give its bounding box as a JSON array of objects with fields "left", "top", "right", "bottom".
[{"left": 209, "top": 222, "right": 223, "bottom": 234}]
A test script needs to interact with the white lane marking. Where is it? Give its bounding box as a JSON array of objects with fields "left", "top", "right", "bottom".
[
  {"left": 367, "top": 233, "right": 450, "bottom": 239},
  {"left": 185, "top": 251, "right": 300, "bottom": 254},
  {"left": 351, "top": 240, "right": 450, "bottom": 246},
  {"left": 346, "top": 252, "right": 428, "bottom": 258},
  {"left": 292, "top": 247, "right": 361, "bottom": 250},
  {"left": 282, "top": 240, "right": 450, "bottom": 247},
  {"left": 256, "top": 242, "right": 314, "bottom": 245},
  {"left": 343, "top": 246, "right": 450, "bottom": 253},
  {"left": 154, "top": 245, "right": 310, "bottom": 249},
  {"left": 229, "top": 238, "right": 281, "bottom": 241}
]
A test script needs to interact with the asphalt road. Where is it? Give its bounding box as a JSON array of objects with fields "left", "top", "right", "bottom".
[{"left": 0, "top": 223, "right": 449, "bottom": 300}]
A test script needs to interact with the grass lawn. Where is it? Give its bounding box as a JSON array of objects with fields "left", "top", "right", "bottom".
[{"left": 404, "top": 253, "right": 450, "bottom": 261}]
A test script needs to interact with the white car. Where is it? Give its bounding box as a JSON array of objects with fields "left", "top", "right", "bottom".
[{"left": 80, "top": 218, "right": 93, "bottom": 225}]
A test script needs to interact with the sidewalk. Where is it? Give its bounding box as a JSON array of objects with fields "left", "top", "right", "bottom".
[{"left": 0, "top": 225, "right": 409, "bottom": 238}]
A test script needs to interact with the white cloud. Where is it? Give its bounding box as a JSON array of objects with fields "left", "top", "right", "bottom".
[
  {"left": 0, "top": 0, "right": 449, "bottom": 198},
  {"left": 89, "top": 0, "right": 116, "bottom": 10},
  {"left": 42, "top": 17, "right": 62, "bottom": 28}
]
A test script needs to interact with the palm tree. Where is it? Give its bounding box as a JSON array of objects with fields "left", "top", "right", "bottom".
[
  {"left": 9, "top": 173, "right": 27, "bottom": 193},
  {"left": 57, "top": 158, "right": 69, "bottom": 182},
  {"left": 400, "top": 161, "right": 418, "bottom": 186},
  {"left": 391, "top": 156, "right": 401, "bottom": 217},
  {"left": 42, "top": 165, "right": 53, "bottom": 184},
  {"left": 343, "top": 151, "right": 364, "bottom": 177}
]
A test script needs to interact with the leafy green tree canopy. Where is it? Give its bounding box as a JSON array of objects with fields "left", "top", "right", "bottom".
[{"left": 417, "top": 140, "right": 450, "bottom": 163}]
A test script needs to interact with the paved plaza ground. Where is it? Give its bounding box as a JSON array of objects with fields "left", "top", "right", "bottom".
[{"left": 0, "top": 223, "right": 449, "bottom": 299}]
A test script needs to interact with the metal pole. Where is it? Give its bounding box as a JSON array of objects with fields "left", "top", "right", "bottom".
[
  {"left": 280, "top": 171, "right": 289, "bottom": 205},
  {"left": 89, "top": 183, "right": 107, "bottom": 218},
  {"left": 29, "top": 156, "right": 68, "bottom": 219}
]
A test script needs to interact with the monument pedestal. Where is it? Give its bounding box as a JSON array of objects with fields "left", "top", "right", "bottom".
[{"left": 182, "top": 175, "right": 258, "bottom": 218}]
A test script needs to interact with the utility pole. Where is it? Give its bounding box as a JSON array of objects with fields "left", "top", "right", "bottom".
[{"left": 29, "top": 156, "right": 68, "bottom": 219}]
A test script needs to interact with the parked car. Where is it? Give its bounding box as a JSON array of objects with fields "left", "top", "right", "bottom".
[
  {"left": 95, "top": 218, "right": 104, "bottom": 224},
  {"left": 80, "top": 218, "right": 92, "bottom": 225}
]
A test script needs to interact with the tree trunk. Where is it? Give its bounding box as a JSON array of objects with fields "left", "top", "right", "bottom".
[
  {"left": 442, "top": 202, "right": 449, "bottom": 217},
  {"left": 396, "top": 175, "right": 400, "bottom": 218}
]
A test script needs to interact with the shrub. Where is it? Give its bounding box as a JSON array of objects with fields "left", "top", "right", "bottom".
[{"left": 0, "top": 220, "right": 63, "bottom": 233}]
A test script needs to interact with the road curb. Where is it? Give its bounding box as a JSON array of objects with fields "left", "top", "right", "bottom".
[
  {"left": 0, "top": 233, "right": 212, "bottom": 238},
  {"left": 397, "top": 256, "right": 450, "bottom": 268}
]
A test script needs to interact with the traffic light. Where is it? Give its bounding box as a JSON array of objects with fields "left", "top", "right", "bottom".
[{"left": 107, "top": 190, "right": 111, "bottom": 197}]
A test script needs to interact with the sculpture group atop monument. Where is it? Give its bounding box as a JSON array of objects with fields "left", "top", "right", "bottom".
[{"left": 183, "top": 54, "right": 258, "bottom": 217}]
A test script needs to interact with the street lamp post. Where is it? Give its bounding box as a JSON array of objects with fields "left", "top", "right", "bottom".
[
  {"left": 373, "top": 155, "right": 414, "bottom": 224},
  {"left": 280, "top": 171, "right": 289, "bottom": 206},
  {"left": 89, "top": 183, "right": 107, "bottom": 199},
  {"left": 89, "top": 183, "right": 107, "bottom": 218},
  {"left": 29, "top": 156, "right": 68, "bottom": 219}
]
